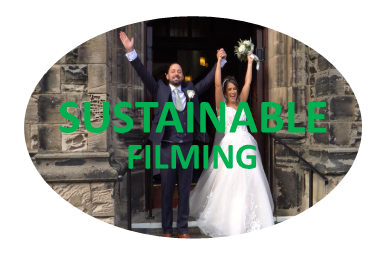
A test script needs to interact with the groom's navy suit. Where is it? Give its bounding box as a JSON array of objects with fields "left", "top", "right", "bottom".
[{"left": 129, "top": 54, "right": 223, "bottom": 234}]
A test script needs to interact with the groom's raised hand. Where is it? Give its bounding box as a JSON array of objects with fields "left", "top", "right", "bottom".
[
  {"left": 119, "top": 31, "right": 134, "bottom": 53},
  {"left": 216, "top": 48, "right": 227, "bottom": 60}
]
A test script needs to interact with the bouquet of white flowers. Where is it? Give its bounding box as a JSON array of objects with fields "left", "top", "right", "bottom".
[{"left": 234, "top": 38, "right": 260, "bottom": 70}]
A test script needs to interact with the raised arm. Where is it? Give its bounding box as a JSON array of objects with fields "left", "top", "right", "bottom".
[
  {"left": 119, "top": 31, "right": 159, "bottom": 98},
  {"left": 194, "top": 49, "right": 227, "bottom": 96},
  {"left": 215, "top": 55, "right": 224, "bottom": 116},
  {"left": 239, "top": 52, "right": 254, "bottom": 102}
]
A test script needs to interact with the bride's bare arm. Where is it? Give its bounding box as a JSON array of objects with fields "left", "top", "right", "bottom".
[
  {"left": 215, "top": 49, "right": 226, "bottom": 116},
  {"left": 239, "top": 52, "right": 254, "bottom": 102}
]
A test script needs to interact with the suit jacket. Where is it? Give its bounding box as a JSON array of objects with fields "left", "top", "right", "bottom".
[{"left": 130, "top": 56, "right": 218, "bottom": 145}]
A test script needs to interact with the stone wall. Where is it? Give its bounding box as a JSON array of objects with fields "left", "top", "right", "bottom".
[
  {"left": 268, "top": 29, "right": 361, "bottom": 215},
  {"left": 108, "top": 23, "right": 146, "bottom": 228},
  {"left": 25, "top": 31, "right": 118, "bottom": 224},
  {"left": 25, "top": 22, "right": 148, "bottom": 228}
]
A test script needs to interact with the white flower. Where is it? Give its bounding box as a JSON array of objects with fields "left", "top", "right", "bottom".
[
  {"left": 187, "top": 90, "right": 195, "bottom": 101},
  {"left": 238, "top": 45, "right": 246, "bottom": 53},
  {"left": 243, "top": 40, "right": 251, "bottom": 46}
]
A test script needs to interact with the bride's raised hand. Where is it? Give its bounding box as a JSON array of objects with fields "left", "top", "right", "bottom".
[
  {"left": 247, "top": 52, "right": 255, "bottom": 64},
  {"left": 119, "top": 31, "right": 134, "bottom": 53}
]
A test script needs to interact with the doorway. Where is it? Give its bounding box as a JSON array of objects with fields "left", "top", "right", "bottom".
[{"left": 144, "top": 17, "right": 267, "bottom": 208}]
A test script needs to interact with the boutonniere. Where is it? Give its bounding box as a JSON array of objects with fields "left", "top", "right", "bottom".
[{"left": 187, "top": 90, "right": 195, "bottom": 102}]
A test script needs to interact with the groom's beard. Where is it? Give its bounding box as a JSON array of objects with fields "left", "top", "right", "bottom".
[{"left": 169, "top": 75, "right": 183, "bottom": 86}]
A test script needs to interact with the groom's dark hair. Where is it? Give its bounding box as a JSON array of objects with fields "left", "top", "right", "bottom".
[{"left": 167, "top": 62, "right": 182, "bottom": 72}]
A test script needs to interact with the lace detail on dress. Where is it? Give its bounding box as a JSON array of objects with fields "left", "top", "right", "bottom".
[
  {"left": 245, "top": 193, "right": 262, "bottom": 232},
  {"left": 197, "top": 191, "right": 225, "bottom": 237},
  {"left": 224, "top": 107, "right": 248, "bottom": 135}
]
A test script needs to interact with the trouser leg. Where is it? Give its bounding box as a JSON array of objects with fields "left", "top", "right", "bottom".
[
  {"left": 176, "top": 142, "right": 194, "bottom": 234},
  {"left": 160, "top": 142, "right": 176, "bottom": 234}
]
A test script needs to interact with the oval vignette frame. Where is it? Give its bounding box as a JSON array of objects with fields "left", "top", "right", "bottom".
[{"left": 23, "top": 16, "right": 362, "bottom": 238}]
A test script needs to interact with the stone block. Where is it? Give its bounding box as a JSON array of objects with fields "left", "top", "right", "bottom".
[
  {"left": 49, "top": 183, "right": 92, "bottom": 215},
  {"left": 329, "top": 96, "right": 355, "bottom": 121},
  {"left": 318, "top": 54, "right": 333, "bottom": 71},
  {"left": 315, "top": 97, "right": 329, "bottom": 121},
  {"left": 88, "top": 64, "right": 108, "bottom": 94},
  {"left": 78, "top": 33, "right": 107, "bottom": 64},
  {"left": 24, "top": 123, "right": 31, "bottom": 151},
  {"left": 304, "top": 149, "right": 329, "bottom": 174},
  {"left": 314, "top": 70, "right": 329, "bottom": 96},
  {"left": 330, "top": 123, "right": 351, "bottom": 146},
  {"left": 350, "top": 123, "right": 362, "bottom": 147},
  {"left": 34, "top": 152, "right": 118, "bottom": 182},
  {"left": 65, "top": 93, "right": 83, "bottom": 122},
  {"left": 308, "top": 49, "right": 318, "bottom": 60},
  {"left": 268, "top": 29, "right": 286, "bottom": 57},
  {"left": 88, "top": 122, "right": 108, "bottom": 151},
  {"left": 91, "top": 182, "right": 114, "bottom": 217},
  {"left": 31, "top": 124, "right": 39, "bottom": 152},
  {"left": 65, "top": 48, "right": 79, "bottom": 64},
  {"left": 304, "top": 86, "right": 313, "bottom": 108},
  {"left": 275, "top": 167, "right": 303, "bottom": 211},
  {"left": 311, "top": 123, "right": 330, "bottom": 145},
  {"left": 62, "top": 84, "right": 87, "bottom": 93},
  {"left": 25, "top": 95, "right": 39, "bottom": 123},
  {"left": 274, "top": 142, "right": 301, "bottom": 166},
  {"left": 329, "top": 69, "right": 345, "bottom": 95},
  {"left": 37, "top": 94, "right": 67, "bottom": 124},
  {"left": 268, "top": 55, "right": 288, "bottom": 89},
  {"left": 308, "top": 59, "right": 318, "bottom": 74},
  {"left": 326, "top": 150, "right": 358, "bottom": 175},
  {"left": 110, "top": 84, "right": 125, "bottom": 119},
  {"left": 37, "top": 65, "right": 61, "bottom": 93},
  {"left": 61, "top": 65, "right": 88, "bottom": 85},
  {"left": 269, "top": 87, "right": 288, "bottom": 113},
  {"left": 56, "top": 48, "right": 79, "bottom": 64},
  {"left": 62, "top": 133, "right": 88, "bottom": 152},
  {"left": 81, "top": 94, "right": 107, "bottom": 123},
  {"left": 292, "top": 38, "right": 306, "bottom": 54},
  {"left": 343, "top": 83, "right": 354, "bottom": 95},
  {"left": 292, "top": 53, "right": 307, "bottom": 86},
  {"left": 111, "top": 48, "right": 128, "bottom": 84},
  {"left": 290, "top": 86, "right": 306, "bottom": 115},
  {"left": 38, "top": 124, "right": 62, "bottom": 152},
  {"left": 354, "top": 101, "right": 361, "bottom": 121}
]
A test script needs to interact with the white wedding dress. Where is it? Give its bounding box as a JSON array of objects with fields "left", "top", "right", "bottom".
[{"left": 189, "top": 106, "right": 274, "bottom": 237}]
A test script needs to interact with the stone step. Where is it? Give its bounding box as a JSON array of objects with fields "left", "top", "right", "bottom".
[
  {"left": 132, "top": 227, "right": 211, "bottom": 238},
  {"left": 130, "top": 209, "right": 291, "bottom": 238}
]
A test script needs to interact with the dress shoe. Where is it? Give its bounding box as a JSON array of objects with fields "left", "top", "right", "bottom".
[
  {"left": 163, "top": 233, "right": 172, "bottom": 238},
  {"left": 178, "top": 233, "right": 190, "bottom": 238}
]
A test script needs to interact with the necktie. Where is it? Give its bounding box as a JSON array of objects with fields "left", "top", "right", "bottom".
[{"left": 173, "top": 88, "right": 183, "bottom": 111}]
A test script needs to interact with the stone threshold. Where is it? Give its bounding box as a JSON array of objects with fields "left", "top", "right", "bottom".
[{"left": 131, "top": 216, "right": 293, "bottom": 229}]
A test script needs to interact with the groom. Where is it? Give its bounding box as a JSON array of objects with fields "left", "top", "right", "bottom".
[{"left": 119, "top": 31, "right": 227, "bottom": 238}]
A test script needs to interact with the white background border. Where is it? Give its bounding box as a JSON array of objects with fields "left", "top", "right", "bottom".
[{"left": 1, "top": 0, "right": 377, "bottom": 264}]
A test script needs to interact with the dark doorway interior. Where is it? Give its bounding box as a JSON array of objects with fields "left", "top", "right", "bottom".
[{"left": 145, "top": 17, "right": 265, "bottom": 208}]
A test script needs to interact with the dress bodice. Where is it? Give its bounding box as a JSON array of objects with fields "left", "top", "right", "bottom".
[{"left": 223, "top": 106, "right": 249, "bottom": 135}]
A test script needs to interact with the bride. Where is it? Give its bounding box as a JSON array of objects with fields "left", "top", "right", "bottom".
[{"left": 189, "top": 51, "right": 274, "bottom": 237}]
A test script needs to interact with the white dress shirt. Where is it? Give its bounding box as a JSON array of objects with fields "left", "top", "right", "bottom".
[
  {"left": 125, "top": 49, "right": 227, "bottom": 110},
  {"left": 168, "top": 84, "right": 186, "bottom": 109}
]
